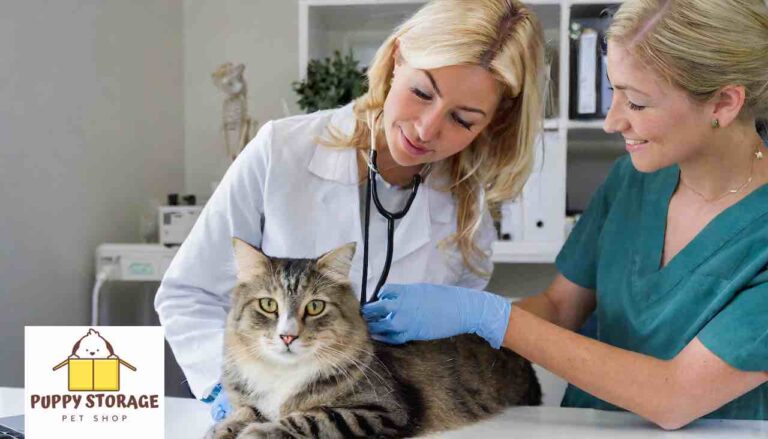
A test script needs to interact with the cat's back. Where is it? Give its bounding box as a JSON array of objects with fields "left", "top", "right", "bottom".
[{"left": 374, "top": 334, "right": 541, "bottom": 434}]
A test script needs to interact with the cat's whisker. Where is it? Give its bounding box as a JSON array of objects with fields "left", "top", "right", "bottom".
[
  {"left": 314, "top": 347, "right": 360, "bottom": 383},
  {"left": 314, "top": 348, "right": 371, "bottom": 399},
  {"left": 330, "top": 342, "right": 395, "bottom": 379},
  {"left": 312, "top": 350, "right": 360, "bottom": 397},
  {"left": 321, "top": 344, "right": 388, "bottom": 384},
  {"left": 315, "top": 347, "right": 369, "bottom": 386},
  {"left": 317, "top": 345, "right": 392, "bottom": 396}
]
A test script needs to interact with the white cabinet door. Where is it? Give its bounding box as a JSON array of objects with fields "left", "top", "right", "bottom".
[{"left": 503, "top": 130, "right": 565, "bottom": 243}]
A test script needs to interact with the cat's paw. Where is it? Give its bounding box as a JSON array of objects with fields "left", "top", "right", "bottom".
[
  {"left": 205, "top": 419, "right": 249, "bottom": 439},
  {"left": 236, "top": 422, "right": 292, "bottom": 439}
]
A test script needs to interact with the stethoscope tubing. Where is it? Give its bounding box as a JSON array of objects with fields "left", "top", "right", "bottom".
[{"left": 360, "top": 148, "right": 422, "bottom": 306}]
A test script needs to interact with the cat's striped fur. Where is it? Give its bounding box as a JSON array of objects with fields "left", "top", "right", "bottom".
[{"left": 205, "top": 240, "right": 540, "bottom": 439}]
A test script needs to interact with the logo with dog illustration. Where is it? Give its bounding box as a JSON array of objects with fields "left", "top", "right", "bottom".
[
  {"left": 52, "top": 328, "right": 136, "bottom": 391},
  {"left": 26, "top": 326, "right": 165, "bottom": 439}
]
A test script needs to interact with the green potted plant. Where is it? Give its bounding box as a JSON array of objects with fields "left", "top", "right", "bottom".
[{"left": 292, "top": 50, "right": 368, "bottom": 113}]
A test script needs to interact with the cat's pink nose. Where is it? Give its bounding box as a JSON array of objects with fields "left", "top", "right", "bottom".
[{"left": 280, "top": 335, "right": 298, "bottom": 346}]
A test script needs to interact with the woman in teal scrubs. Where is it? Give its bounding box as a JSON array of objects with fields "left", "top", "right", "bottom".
[{"left": 363, "top": 0, "right": 768, "bottom": 429}]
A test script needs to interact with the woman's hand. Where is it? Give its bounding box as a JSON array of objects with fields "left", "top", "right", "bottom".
[{"left": 362, "top": 283, "right": 511, "bottom": 348}]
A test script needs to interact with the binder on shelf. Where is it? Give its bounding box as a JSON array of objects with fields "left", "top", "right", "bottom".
[
  {"left": 499, "top": 131, "right": 564, "bottom": 243},
  {"left": 577, "top": 28, "right": 598, "bottom": 116},
  {"left": 569, "top": 12, "right": 615, "bottom": 120}
]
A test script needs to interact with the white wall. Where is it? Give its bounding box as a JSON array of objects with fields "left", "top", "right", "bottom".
[
  {"left": 183, "top": 0, "right": 300, "bottom": 198},
  {"left": 0, "top": 1, "right": 184, "bottom": 387}
]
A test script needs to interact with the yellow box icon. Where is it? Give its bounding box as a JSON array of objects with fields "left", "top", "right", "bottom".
[{"left": 68, "top": 359, "right": 120, "bottom": 391}]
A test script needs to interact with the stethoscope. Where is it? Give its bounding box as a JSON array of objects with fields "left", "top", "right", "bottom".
[{"left": 359, "top": 111, "right": 431, "bottom": 306}]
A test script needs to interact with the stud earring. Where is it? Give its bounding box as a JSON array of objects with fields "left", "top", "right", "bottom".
[{"left": 711, "top": 119, "right": 720, "bottom": 129}]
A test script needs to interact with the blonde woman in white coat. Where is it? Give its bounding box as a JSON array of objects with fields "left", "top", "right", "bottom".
[{"left": 154, "top": 0, "right": 546, "bottom": 419}]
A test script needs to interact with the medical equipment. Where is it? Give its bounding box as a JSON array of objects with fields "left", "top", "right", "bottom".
[
  {"left": 92, "top": 244, "right": 177, "bottom": 325},
  {"left": 359, "top": 112, "right": 430, "bottom": 306},
  {"left": 159, "top": 206, "right": 202, "bottom": 246}
]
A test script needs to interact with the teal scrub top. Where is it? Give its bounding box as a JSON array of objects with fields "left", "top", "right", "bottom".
[{"left": 556, "top": 155, "right": 768, "bottom": 420}]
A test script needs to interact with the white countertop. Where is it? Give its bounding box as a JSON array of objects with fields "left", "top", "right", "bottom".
[{"left": 2, "top": 387, "right": 766, "bottom": 438}]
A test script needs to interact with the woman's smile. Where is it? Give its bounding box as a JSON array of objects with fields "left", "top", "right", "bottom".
[{"left": 399, "top": 127, "right": 433, "bottom": 156}]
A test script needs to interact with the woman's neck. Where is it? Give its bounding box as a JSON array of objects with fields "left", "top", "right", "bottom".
[{"left": 678, "top": 127, "right": 766, "bottom": 202}]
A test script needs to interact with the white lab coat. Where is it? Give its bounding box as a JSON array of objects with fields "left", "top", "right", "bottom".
[{"left": 154, "top": 104, "right": 496, "bottom": 399}]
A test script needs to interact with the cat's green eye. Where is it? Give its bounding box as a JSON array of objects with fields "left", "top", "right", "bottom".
[
  {"left": 258, "top": 298, "right": 278, "bottom": 314},
  {"left": 305, "top": 300, "right": 326, "bottom": 316}
]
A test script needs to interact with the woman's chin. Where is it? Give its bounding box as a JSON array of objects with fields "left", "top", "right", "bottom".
[
  {"left": 390, "top": 145, "right": 432, "bottom": 169},
  {"left": 627, "top": 153, "right": 665, "bottom": 174}
]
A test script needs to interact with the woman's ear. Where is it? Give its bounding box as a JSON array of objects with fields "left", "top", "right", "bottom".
[{"left": 711, "top": 85, "right": 747, "bottom": 128}]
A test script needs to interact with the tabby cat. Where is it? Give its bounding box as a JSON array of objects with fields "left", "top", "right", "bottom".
[{"left": 205, "top": 238, "right": 540, "bottom": 439}]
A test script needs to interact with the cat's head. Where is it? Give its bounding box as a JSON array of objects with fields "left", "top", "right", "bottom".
[{"left": 226, "top": 238, "right": 369, "bottom": 367}]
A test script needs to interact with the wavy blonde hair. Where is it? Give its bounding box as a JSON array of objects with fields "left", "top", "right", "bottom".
[
  {"left": 606, "top": 0, "right": 768, "bottom": 126},
  {"left": 325, "top": 0, "right": 545, "bottom": 275}
]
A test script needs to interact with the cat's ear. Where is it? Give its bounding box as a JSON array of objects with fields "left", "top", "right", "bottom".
[
  {"left": 316, "top": 242, "right": 356, "bottom": 283},
  {"left": 232, "top": 237, "right": 271, "bottom": 282},
  {"left": 234, "top": 64, "right": 245, "bottom": 76}
]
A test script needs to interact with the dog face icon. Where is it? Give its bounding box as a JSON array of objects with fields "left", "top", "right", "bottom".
[{"left": 70, "top": 328, "right": 116, "bottom": 359}]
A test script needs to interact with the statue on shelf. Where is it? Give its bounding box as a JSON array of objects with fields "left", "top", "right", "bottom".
[{"left": 211, "top": 62, "right": 258, "bottom": 161}]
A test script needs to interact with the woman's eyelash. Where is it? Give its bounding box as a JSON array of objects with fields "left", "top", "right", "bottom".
[
  {"left": 453, "top": 114, "right": 472, "bottom": 130},
  {"left": 607, "top": 87, "right": 646, "bottom": 111},
  {"left": 410, "top": 87, "right": 432, "bottom": 100},
  {"left": 409, "top": 87, "right": 473, "bottom": 130}
]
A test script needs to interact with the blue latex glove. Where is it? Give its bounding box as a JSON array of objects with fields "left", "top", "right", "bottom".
[
  {"left": 362, "top": 283, "right": 512, "bottom": 349},
  {"left": 204, "top": 383, "right": 232, "bottom": 422}
]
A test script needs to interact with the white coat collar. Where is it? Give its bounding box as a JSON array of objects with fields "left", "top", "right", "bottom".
[{"left": 307, "top": 104, "right": 359, "bottom": 185}]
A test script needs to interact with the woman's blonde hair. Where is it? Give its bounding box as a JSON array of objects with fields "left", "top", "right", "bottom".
[
  {"left": 606, "top": 0, "right": 768, "bottom": 126},
  {"left": 326, "top": 0, "right": 545, "bottom": 275}
]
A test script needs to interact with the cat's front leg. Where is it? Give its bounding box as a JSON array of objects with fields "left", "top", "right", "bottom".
[
  {"left": 204, "top": 406, "right": 266, "bottom": 439},
  {"left": 236, "top": 421, "right": 297, "bottom": 439},
  {"left": 236, "top": 411, "right": 330, "bottom": 439},
  {"left": 238, "top": 407, "right": 401, "bottom": 439}
]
